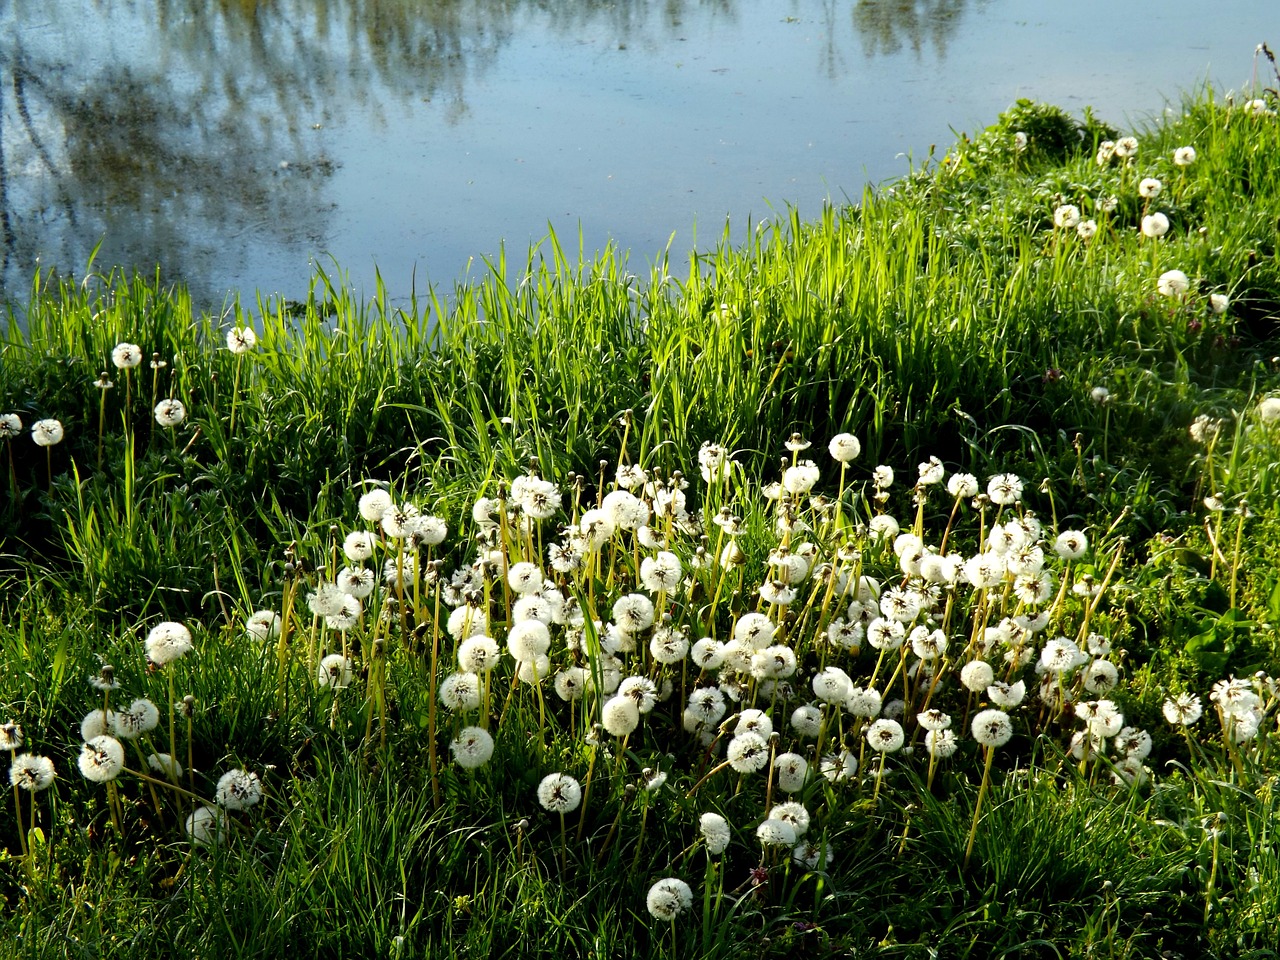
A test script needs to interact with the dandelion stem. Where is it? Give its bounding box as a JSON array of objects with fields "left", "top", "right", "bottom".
[
  {"left": 11, "top": 767, "right": 28, "bottom": 860},
  {"left": 963, "top": 744, "right": 996, "bottom": 871},
  {"left": 427, "top": 580, "right": 443, "bottom": 809},
  {"left": 686, "top": 759, "right": 732, "bottom": 798}
]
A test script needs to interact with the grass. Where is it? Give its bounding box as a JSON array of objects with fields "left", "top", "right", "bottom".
[{"left": 3, "top": 79, "right": 1280, "bottom": 958}]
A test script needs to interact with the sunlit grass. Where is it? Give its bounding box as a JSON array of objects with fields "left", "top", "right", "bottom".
[{"left": 2, "top": 86, "right": 1280, "bottom": 959}]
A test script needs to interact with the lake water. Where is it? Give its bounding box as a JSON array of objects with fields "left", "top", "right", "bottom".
[{"left": 0, "top": 0, "right": 1273, "bottom": 308}]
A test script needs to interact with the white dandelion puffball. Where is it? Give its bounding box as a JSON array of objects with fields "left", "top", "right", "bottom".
[
  {"left": 926, "top": 729, "right": 959, "bottom": 759},
  {"left": 790, "top": 704, "right": 822, "bottom": 738},
  {"left": 1114, "top": 136, "right": 1138, "bottom": 158},
  {"left": 971, "top": 709, "right": 1014, "bottom": 748},
  {"left": 226, "top": 326, "right": 258, "bottom": 354},
  {"left": 1209, "top": 292, "right": 1229, "bottom": 315},
  {"left": 1257, "top": 396, "right": 1280, "bottom": 424},
  {"left": 536, "top": 773, "right": 582, "bottom": 814},
  {"left": 756, "top": 819, "right": 797, "bottom": 847},
  {"left": 113, "top": 698, "right": 160, "bottom": 739},
  {"left": 31, "top": 419, "right": 65, "bottom": 447},
  {"left": 986, "top": 473, "right": 1023, "bottom": 505},
  {"left": 828, "top": 433, "right": 861, "bottom": 462},
  {"left": 145, "top": 621, "right": 194, "bottom": 665},
  {"left": 987, "top": 680, "right": 1026, "bottom": 709},
  {"left": 646, "top": 877, "right": 693, "bottom": 922},
  {"left": 0, "top": 721, "right": 22, "bottom": 751},
  {"left": 1140, "top": 212, "right": 1170, "bottom": 238},
  {"left": 866, "top": 718, "right": 905, "bottom": 753},
  {"left": 960, "top": 660, "right": 995, "bottom": 693},
  {"left": 450, "top": 726, "right": 495, "bottom": 770},
  {"left": 507, "top": 620, "right": 551, "bottom": 662},
  {"left": 147, "top": 753, "right": 183, "bottom": 780},
  {"left": 112, "top": 342, "right": 143, "bottom": 369},
  {"left": 318, "top": 653, "right": 354, "bottom": 689},
  {"left": 726, "top": 732, "right": 769, "bottom": 774},
  {"left": 358, "top": 488, "right": 393, "bottom": 522},
  {"left": 338, "top": 566, "right": 376, "bottom": 599},
  {"left": 1157, "top": 270, "right": 1190, "bottom": 297},
  {"left": 216, "top": 769, "right": 263, "bottom": 810},
  {"left": 10, "top": 754, "right": 56, "bottom": 792},
  {"left": 601, "top": 696, "right": 640, "bottom": 737},
  {"left": 78, "top": 735, "right": 125, "bottom": 782},
  {"left": 80, "top": 709, "right": 117, "bottom": 742},
  {"left": 343, "top": 530, "right": 377, "bottom": 561},
  {"left": 0, "top": 413, "right": 22, "bottom": 440},
  {"left": 153, "top": 398, "right": 186, "bottom": 427},
  {"left": 1053, "top": 204, "right": 1081, "bottom": 229},
  {"left": 1138, "top": 177, "right": 1162, "bottom": 199},
  {"left": 458, "top": 636, "right": 502, "bottom": 673},
  {"left": 1053, "top": 530, "right": 1088, "bottom": 560},
  {"left": 245, "top": 610, "right": 281, "bottom": 641},
  {"left": 1173, "top": 145, "right": 1197, "bottom": 166},
  {"left": 185, "top": 805, "right": 226, "bottom": 846},
  {"left": 439, "top": 672, "right": 483, "bottom": 712},
  {"left": 768, "top": 801, "right": 810, "bottom": 837},
  {"left": 774, "top": 753, "right": 809, "bottom": 793},
  {"left": 700, "top": 812, "right": 731, "bottom": 855}
]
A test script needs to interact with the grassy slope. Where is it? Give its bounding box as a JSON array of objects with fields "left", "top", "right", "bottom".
[{"left": 2, "top": 88, "right": 1280, "bottom": 958}]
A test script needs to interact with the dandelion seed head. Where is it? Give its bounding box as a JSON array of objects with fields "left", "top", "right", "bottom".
[
  {"left": 925, "top": 728, "right": 959, "bottom": 759},
  {"left": 726, "top": 732, "right": 769, "bottom": 773},
  {"left": 450, "top": 726, "right": 495, "bottom": 769},
  {"left": 113, "top": 698, "right": 160, "bottom": 739},
  {"left": 154, "top": 399, "right": 186, "bottom": 427},
  {"left": 866, "top": 718, "right": 905, "bottom": 753},
  {"left": 317, "top": 653, "right": 353, "bottom": 689},
  {"left": 112, "top": 342, "right": 143, "bottom": 369},
  {"left": 536, "top": 773, "right": 582, "bottom": 814},
  {"left": 147, "top": 753, "right": 183, "bottom": 780},
  {"left": 0, "top": 414, "right": 22, "bottom": 440},
  {"left": 971, "top": 709, "right": 1013, "bottom": 748},
  {"left": 245, "top": 610, "right": 281, "bottom": 641},
  {"left": 185, "top": 804, "right": 226, "bottom": 846},
  {"left": 828, "top": 433, "right": 861, "bottom": 462},
  {"left": 767, "top": 801, "right": 810, "bottom": 836},
  {"left": 31, "top": 419, "right": 65, "bottom": 447},
  {"left": 358, "top": 489, "right": 393, "bottom": 522},
  {"left": 0, "top": 721, "right": 23, "bottom": 751},
  {"left": 773, "top": 753, "right": 809, "bottom": 793},
  {"left": 602, "top": 696, "right": 640, "bottom": 736},
  {"left": 756, "top": 819, "right": 797, "bottom": 847},
  {"left": 10, "top": 754, "right": 55, "bottom": 792},
  {"left": 458, "top": 636, "right": 502, "bottom": 673},
  {"left": 78, "top": 735, "right": 125, "bottom": 782},
  {"left": 1157, "top": 269, "right": 1190, "bottom": 297},
  {"left": 646, "top": 877, "right": 693, "bottom": 921},
  {"left": 226, "top": 326, "right": 258, "bottom": 354},
  {"left": 215, "top": 769, "right": 263, "bottom": 810},
  {"left": 145, "top": 621, "right": 194, "bottom": 665},
  {"left": 700, "top": 812, "right": 731, "bottom": 854}
]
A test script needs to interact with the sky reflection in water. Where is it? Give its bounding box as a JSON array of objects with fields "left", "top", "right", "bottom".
[{"left": 0, "top": 0, "right": 1273, "bottom": 306}]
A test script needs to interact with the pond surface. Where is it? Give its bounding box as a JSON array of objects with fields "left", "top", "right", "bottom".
[{"left": 0, "top": 0, "right": 1273, "bottom": 307}]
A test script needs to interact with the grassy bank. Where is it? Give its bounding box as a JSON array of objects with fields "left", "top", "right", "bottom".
[{"left": 3, "top": 82, "right": 1280, "bottom": 959}]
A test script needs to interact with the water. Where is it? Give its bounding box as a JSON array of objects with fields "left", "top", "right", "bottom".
[{"left": 0, "top": 0, "right": 1273, "bottom": 308}]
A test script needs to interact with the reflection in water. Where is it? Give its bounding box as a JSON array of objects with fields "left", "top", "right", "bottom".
[
  {"left": 0, "top": 0, "right": 768, "bottom": 303},
  {"left": 6, "top": 0, "right": 1223, "bottom": 309},
  {"left": 853, "top": 0, "right": 970, "bottom": 60}
]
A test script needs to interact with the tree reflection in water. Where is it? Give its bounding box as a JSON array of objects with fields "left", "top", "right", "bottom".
[
  {"left": 852, "top": 0, "right": 970, "bottom": 60},
  {"left": 0, "top": 0, "right": 962, "bottom": 305}
]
